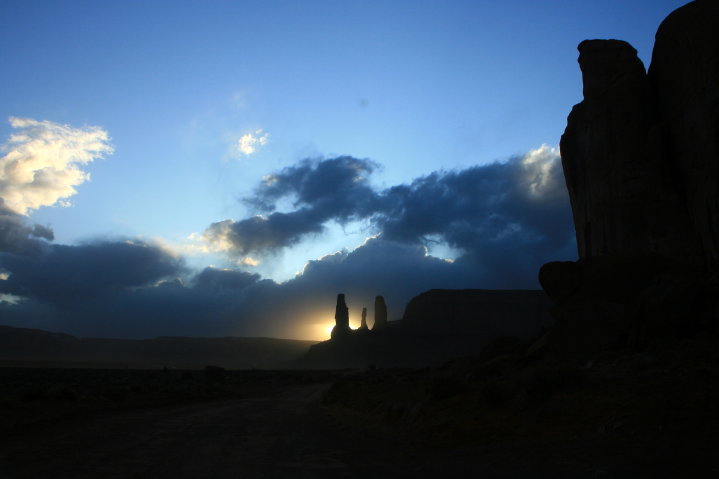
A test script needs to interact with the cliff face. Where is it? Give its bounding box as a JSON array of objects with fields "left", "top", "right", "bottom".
[
  {"left": 545, "top": 0, "right": 719, "bottom": 357},
  {"left": 401, "top": 289, "right": 552, "bottom": 339},
  {"left": 559, "top": 1, "right": 719, "bottom": 269},
  {"left": 648, "top": 1, "right": 719, "bottom": 268}
]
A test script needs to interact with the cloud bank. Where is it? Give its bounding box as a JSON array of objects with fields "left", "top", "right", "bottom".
[
  {"left": 0, "top": 145, "right": 576, "bottom": 340},
  {"left": 203, "top": 145, "right": 574, "bottom": 282}
]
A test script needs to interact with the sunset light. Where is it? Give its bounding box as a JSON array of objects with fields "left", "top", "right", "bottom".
[
  {"left": 0, "top": 1, "right": 683, "bottom": 342},
  {"left": 1, "top": 1, "right": 709, "bottom": 476}
]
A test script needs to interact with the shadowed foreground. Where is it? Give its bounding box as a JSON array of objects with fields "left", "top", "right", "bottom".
[
  {"left": 0, "top": 372, "right": 495, "bottom": 479},
  {"left": 2, "top": 382, "right": 394, "bottom": 478},
  {"left": 1, "top": 342, "right": 717, "bottom": 479}
]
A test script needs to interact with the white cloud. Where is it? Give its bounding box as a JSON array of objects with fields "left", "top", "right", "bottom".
[
  {"left": 236, "top": 129, "right": 268, "bottom": 156},
  {"left": 240, "top": 256, "right": 260, "bottom": 267},
  {"left": 0, "top": 117, "right": 113, "bottom": 215},
  {"left": 190, "top": 219, "right": 235, "bottom": 253},
  {"left": 186, "top": 226, "right": 261, "bottom": 268},
  {"left": 0, "top": 293, "right": 23, "bottom": 305},
  {"left": 520, "top": 144, "right": 561, "bottom": 197}
]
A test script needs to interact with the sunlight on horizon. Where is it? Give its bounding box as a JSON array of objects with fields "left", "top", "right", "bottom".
[{"left": 309, "top": 319, "right": 363, "bottom": 341}]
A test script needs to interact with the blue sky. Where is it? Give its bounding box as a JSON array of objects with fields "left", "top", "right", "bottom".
[{"left": 0, "top": 0, "right": 688, "bottom": 339}]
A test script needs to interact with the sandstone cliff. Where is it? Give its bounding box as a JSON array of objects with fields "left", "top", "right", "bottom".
[
  {"left": 545, "top": 0, "right": 719, "bottom": 357},
  {"left": 649, "top": 0, "right": 719, "bottom": 268},
  {"left": 559, "top": 0, "right": 719, "bottom": 269},
  {"left": 401, "top": 289, "right": 551, "bottom": 338}
]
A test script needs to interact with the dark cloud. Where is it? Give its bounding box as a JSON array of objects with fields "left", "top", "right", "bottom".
[
  {"left": 0, "top": 235, "right": 571, "bottom": 339},
  {"left": 204, "top": 210, "right": 326, "bottom": 256},
  {"left": 246, "top": 156, "right": 379, "bottom": 216},
  {"left": 194, "top": 266, "right": 260, "bottom": 290},
  {"left": 378, "top": 150, "right": 570, "bottom": 249},
  {"left": 204, "top": 147, "right": 575, "bottom": 288},
  {"left": 0, "top": 199, "right": 54, "bottom": 256},
  {"left": 205, "top": 156, "right": 380, "bottom": 255},
  {"left": 0, "top": 240, "right": 184, "bottom": 306},
  {"left": 0, "top": 237, "right": 473, "bottom": 338}
]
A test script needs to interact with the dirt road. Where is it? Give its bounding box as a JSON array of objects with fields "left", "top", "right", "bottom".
[{"left": 0, "top": 383, "right": 443, "bottom": 479}]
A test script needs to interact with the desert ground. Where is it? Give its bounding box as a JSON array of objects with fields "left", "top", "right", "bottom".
[
  {"left": 0, "top": 369, "right": 490, "bottom": 478},
  {"left": 2, "top": 335, "right": 717, "bottom": 479}
]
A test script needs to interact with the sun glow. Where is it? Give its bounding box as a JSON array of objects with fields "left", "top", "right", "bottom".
[
  {"left": 306, "top": 321, "right": 336, "bottom": 340},
  {"left": 310, "top": 320, "right": 365, "bottom": 340}
]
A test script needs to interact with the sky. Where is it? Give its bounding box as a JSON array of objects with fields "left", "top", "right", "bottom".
[{"left": 0, "top": 0, "right": 689, "bottom": 340}]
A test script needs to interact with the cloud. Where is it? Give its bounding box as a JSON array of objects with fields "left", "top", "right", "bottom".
[
  {"left": 0, "top": 240, "right": 184, "bottom": 307},
  {"left": 0, "top": 199, "right": 53, "bottom": 255},
  {"left": 241, "top": 256, "right": 260, "bottom": 267},
  {"left": 0, "top": 236, "right": 460, "bottom": 338},
  {"left": 236, "top": 129, "right": 268, "bottom": 156},
  {"left": 247, "top": 156, "right": 379, "bottom": 215},
  {"left": 0, "top": 238, "right": 262, "bottom": 338},
  {"left": 204, "top": 156, "right": 380, "bottom": 256},
  {"left": 376, "top": 145, "right": 570, "bottom": 252},
  {"left": 202, "top": 146, "right": 574, "bottom": 270},
  {"left": 193, "top": 266, "right": 260, "bottom": 290},
  {"left": 0, "top": 146, "right": 576, "bottom": 341},
  {"left": 0, "top": 232, "right": 572, "bottom": 340},
  {"left": 0, "top": 117, "right": 113, "bottom": 215},
  {"left": 202, "top": 211, "right": 326, "bottom": 256}
]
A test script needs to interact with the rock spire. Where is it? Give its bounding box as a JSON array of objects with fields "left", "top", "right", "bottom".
[
  {"left": 359, "top": 307, "right": 368, "bottom": 330},
  {"left": 330, "top": 293, "right": 351, "bottom": 339},
  {"left": 373, "top": 296, "right": 388, "bottom": 330}
]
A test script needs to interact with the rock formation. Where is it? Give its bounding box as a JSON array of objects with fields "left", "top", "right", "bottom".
[
  {"left": 330, "top": 293, "right": 351, "bottom": 339},
  {"left": 648, "top": 1, "right": 719, "bottom": 269},
  {"left": 542, "top": 0, "right": 719, "bottom": 356},
  {"left": 359, "top": 307, "right": 368, "bottom": 331},
  {"left": 401, "top": 289, "right": 552, "bottom": 338},
  {"left": 373, "top": 296, "right": 388, "bottom": 330},
  {"left": 303, "top": 289, "right": 554, "bottom": 368},
  {"left": 559, "top": 1, "right": 719, "bottom": 268}
]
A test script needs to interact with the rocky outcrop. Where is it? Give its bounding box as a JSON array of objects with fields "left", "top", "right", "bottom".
[
  {"left": 303, "top": 289, "right": 552, "bottom": 368},
  {"left": 545, "top": 1, "right": 719, "bottom": 357},
  {"left": 540, "top": 255, "right": 705, "bottom": 356},
  {"left": 559, "top": 1, "right": 719, "bottom": 269},
  {"left": 373, "top": 296, "right": 388, "bottom": 330},
  {"left": 359, "top": 307, "right": 368, "bottom": 331},
  {"left": 648, "top": 1, "right": 719, "bottom": 269},
  {"left": 560, "top": 40, "right": 692, "bottom": 261},
  {"left": 401, "top": 289, "right": 552, "bottom": 338},
  {"left": 330, "top": 293, "right": 351, "bottom": 339}
]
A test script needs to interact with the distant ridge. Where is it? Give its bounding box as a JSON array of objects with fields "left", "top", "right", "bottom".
[{"left": 0, "top": 325, "right": 316, "bottom": 369}]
